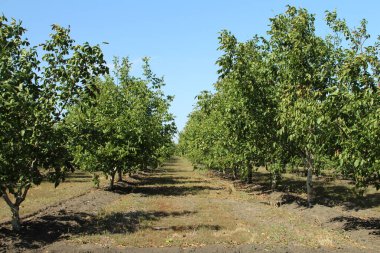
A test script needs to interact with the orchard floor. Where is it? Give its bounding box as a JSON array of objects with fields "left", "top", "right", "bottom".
[{"left": 0, "top": 157, "right": 379, "bottom": 253}]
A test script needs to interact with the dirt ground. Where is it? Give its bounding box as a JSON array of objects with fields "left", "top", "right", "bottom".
[
  {"left": 0, "top": 157, "right": 379, "bottom": 253},
  {"left": 0, "top": 172, "right": 97, "bottom": 223}
]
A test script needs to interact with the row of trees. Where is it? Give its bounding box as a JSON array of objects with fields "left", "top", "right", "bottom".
[
  {"left": 178, "top": 6, "right": 380, "bottom": 207},
  {"left": 66, "top": 57, "right": 176, "bottom": 189},
  {"left": 0, "top": 16, "right": 176, "bottom": 231}
]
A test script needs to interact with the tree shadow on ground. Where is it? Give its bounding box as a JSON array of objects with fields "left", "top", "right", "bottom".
[
  {"left": 224, "top": 170, "right": 380, "bottom": 210},
  {"left": 111, "top": 184, "right": 223, "bottom": 196},
  {"left": 85, "top": 210, "right": 197, "bottom": 234},
  {"left": 140, "top": 176, "right": 204, "bottom": 185},
  {"left": 330, "top": 216, "right": 380, "bottom": 236},
  {"left": 0, "top": 211, "right": 90, "bottom": 250},
  {"left": 273, "top": 189, "right": 380, "bottom": 211},
  {"left": 141, "top": 224, "right": 222, "bottom": 231},
  {"left": 156, "top": 167, "right": 188, "bottom": 173},
  {"left": 161, "top": 157, "right": 182, "bottom": 166},
  {"left": 113, "top": 170, "right": 222, "bottom": 196},
  {"left": 0, "top": 209, "right": 217, "bottom": 251}
]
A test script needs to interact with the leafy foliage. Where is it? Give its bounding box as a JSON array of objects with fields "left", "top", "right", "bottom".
[
  {"left": 179, "top": 6, "right": 380, "bottom": 206},
  {"left": 0, "top": 16, "right": 108, "bottom": 230},
  {"left": 66, "top": 57, "right": 176, "bottom": 189}
]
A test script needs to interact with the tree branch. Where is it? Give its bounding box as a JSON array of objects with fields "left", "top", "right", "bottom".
[
  {"left": 15, "top": 183, "right": 31, "bottom": 206},
  {"left": 2, "top": 191, "right": 16, "bottom": 210}
]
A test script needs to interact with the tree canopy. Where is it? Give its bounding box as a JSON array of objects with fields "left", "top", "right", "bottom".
[
  {"left": 179, "top": 6, "right": 380, "bottom": 207},
  {"left": 66, "top": 57, "right": 177, "bottom": 189},
  {"left": 0, "top": 16, "right": 108, "bottom": 230}
]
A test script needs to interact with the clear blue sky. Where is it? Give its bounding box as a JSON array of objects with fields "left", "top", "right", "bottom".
[{"left": 2, "top": 0, "right": 380, "bottom": 132}]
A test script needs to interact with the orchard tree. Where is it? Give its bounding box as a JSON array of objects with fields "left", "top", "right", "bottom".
[
  {"left": 181, "top": 30, "right": 287, "bottom": 185},
  {"left": 267, "top": 6, "right": 338, "bottom": 206},
  {"left": 139, "top": 58, "right": 177, "bottom": 170},
  {"left": 66, "top": 76, "right": 135, "bottom": 189},
  {"left": 66, "top": 57, "right": 176, "bottom": 189},
  {"left": 216, "top": 30, "right": 281, "bottom": 184},
  {"left": 325, "top": 11, "right": 380, "bottom": 190},
  {"left": 178, "top": 91, "right": 217, "bottom": 167},
  {"left": 0, "top": 16, "right": 108, "bottom": 230}
]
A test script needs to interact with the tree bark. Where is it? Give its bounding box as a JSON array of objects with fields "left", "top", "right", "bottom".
[
  {"left": 2, "top": 193, "right": 21, "bottom": 231},
  {"left": 142, "top": 162, "right": 147, "bottom": 171},
  {"left": 1, "top": 184, "right": 30, "bottom": 231},
  {"left": 110, "top": 169, "right": 116, "bottom": 190},
  {"left": 271, "top": 172, "right": 278, "bottom": 191},
  {"left": 11, "top": 205, "right": 21, "bottom": 231},
  {"left": 117, "top": 168, "right": 123, "bottom": 182},
  {"left": 306, "top": 166, "right": 313, "bottom": 207},
  {"left": 233, "top": 167, "right": 238, "bottom": 180},
  {"left": 247, "top": 162, "right": 253, "bottom": 184},
  {"left": 305, "top": 153, "right": 314, "bottom": 208}
]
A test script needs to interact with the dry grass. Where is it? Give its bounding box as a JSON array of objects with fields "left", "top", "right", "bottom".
[
  {"left": 2, "top": 157, "right": 378, "bottom": 252},
  {"left": 256, "top": 167, "right": 380, "bottom": 214},
  {"left": 0, "top": 171, "right": 99, "bottom": 222},
  {"left": 69, "top": 157, "right": 375, "bottom": 250}
]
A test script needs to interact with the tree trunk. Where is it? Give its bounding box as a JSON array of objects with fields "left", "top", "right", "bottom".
[
  {"left": 233, "top": 167, "right": 238, "bottom": 180},
  {"left": 271, "top": 172, "right": 278, "bottom": 191},
  {"left": 306, "top": 166, "right": 313, "bottom": 207},
  {"left": 1, "top": 185, "right": 30, "bottom": 232},
  {"left": 117, "top": 168, "right": 123, "bottom": 182},
  {"left": 247, "top": 162, "right": 253, "bottom": 184},
  {"left": 110, "top": 169, "right": 116, "bottom": 190},
  {"left": 305, "top": 153, "right": 314, "bottom": 208},
  {"left": 142, "top": 162, "right": 147, "bottom": 171},
  {"left": 11, "top": 205, "right": 21, "bottom": 231}
]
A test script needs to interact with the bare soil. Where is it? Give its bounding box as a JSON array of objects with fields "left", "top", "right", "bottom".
[
  {"left": 0, "top": 157, "right": 378, "bottom": 253},
  {"left": 0, "top": 188, "right": 120, "bottom": 252},
  {"left": 0, "top": 171, "right": 97, "bottom": 222}
]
